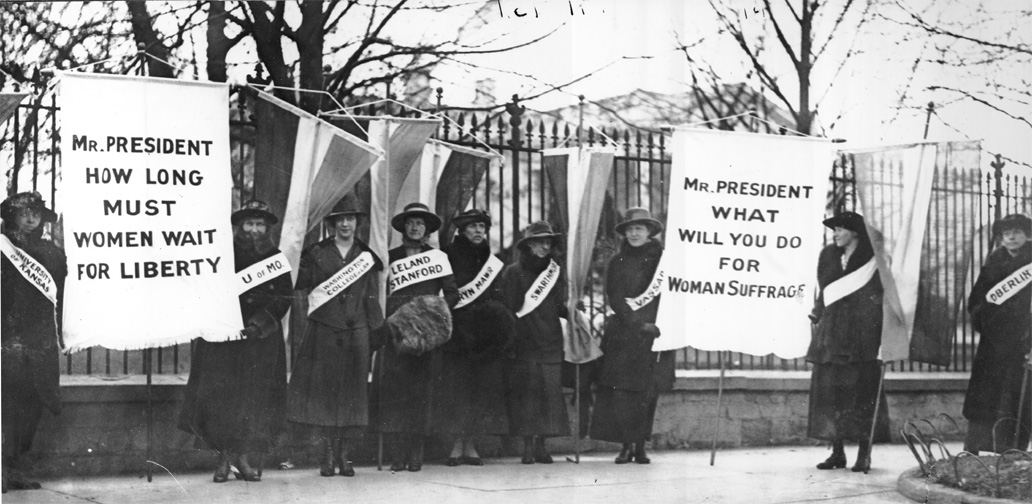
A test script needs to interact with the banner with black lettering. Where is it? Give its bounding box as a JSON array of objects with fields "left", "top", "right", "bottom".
[
  {"left": 59, "top": 73, "right": 242, "bottom": 351},
  {"left": 653, "top": 129, "right": 832, "bottom": 356}
]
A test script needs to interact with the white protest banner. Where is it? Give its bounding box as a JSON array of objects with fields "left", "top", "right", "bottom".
[
  {"left": 653, "top": 129, "right": 832, "bottom": 357},
  {"left": 60, "top": 73, "right": 242, "bottom": 351}
]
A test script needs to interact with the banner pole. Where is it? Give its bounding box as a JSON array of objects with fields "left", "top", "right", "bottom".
[
  {"left": 146, "top": 348, "right": 153, "bottom": 482},
  {"left": 377, "top": 349, "right": 384, "bottom": 471},
  {"left": 864, "top": 362, "right": 888, "bottom": 474},
  {"left": 572, "top": 94, "right": 586, "bottom": 465},
  {"left": 710, "top": 351, "right": 726, "bottom": 466},
  {"left": 1014, "top": 323, "right": 1032, "bottom": 446}
]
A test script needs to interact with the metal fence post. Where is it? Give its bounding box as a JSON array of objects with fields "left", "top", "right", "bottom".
[
  {"left": 506, "top": 95, "right": 525, "bottom": 235},
  {"left": 991, "top": 154, "right": 1005, "bottom": 222}
]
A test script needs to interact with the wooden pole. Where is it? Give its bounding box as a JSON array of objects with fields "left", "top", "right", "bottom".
[
  {"left": 864, "top": 362, "right": 888, "bottom": 474},
  {"left": 146, "top": 348, "right": 153, "bottom": 482},
  {"left": 710, "top": 351, "right": 726, "bottom": 466}
]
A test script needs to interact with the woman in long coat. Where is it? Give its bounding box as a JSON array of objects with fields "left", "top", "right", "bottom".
[
  {"left": 1, "top": 192, "right": 65, "bottom": 493},
  {"left": 498, "top": 221, "right": 570, "bottom": 464},
  {"left": 288, "top": 194, "right": 384, "bottom": 477},
  {"left": 179, "top": 200, "right": 291, "bottom": 482},
  {"left": 963, "top": 213, "right": 1032, "bottom": 454},
  {"left": 590, "top": 207, "right": 676, "bottom": 464},
  {"left": 807, "top": 211, "right": 890, "bottom": 474}
]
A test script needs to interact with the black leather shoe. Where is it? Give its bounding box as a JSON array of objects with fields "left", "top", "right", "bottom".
[
  {"left": 339, "top": 461, "right": 355, "bottom": 477},
  {"left": 390, "top": 460, "right": 407, "bottom": 472},
  {"left": 462, "top": 456, "right": 483, "bottom": 466},
  {"left": 446, "top": 457, "right": 461, "bottom": 467},
  {"left": 851, "top": 454, "right": 871, "bottom": 474},
  {"left": 632, "top": 449, "right": 651, "bottom": 465},
  {"left": 237, "top": 454, "right": 261, "bottom": 482},
  {"left": 615, "top": 445, "right": 633, "bottom": 464},
  {"left": 407, "top": 462, "right": 422, "bottom": 472},
  {"left": 213, "top": 457, "right": 231, "bottom": 483},
  {"left": 534, "top": 454, "right": 553, "bottom": 464},
  {"left": 816, "top": 453, "right": 847, "bottom": 470},
  {"left": 521, "top": 455, "right": 535, "bottom": 464}
]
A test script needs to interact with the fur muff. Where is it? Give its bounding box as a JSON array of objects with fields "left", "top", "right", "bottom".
[
  {"left": 387, "top": 295, "right": 453, "bottom": 355},
  {"left": 452, "top": 300, "right": 515, "bottom": 358}
]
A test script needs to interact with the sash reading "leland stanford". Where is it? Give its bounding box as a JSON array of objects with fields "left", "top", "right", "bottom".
[
  {"left": 626, "top": 268, "right": 665, "bottom": 312},
  {"left": 822, "top": 257, "right": 877, "bottom": 307},
  {"left": 387, "top": 249, "right": 452, "bottom": 295},
  {"left": 236, "top": 252, "right": 292, "bottom": 294},
  {"left": 0, "top": 234, "right": 58, "bottom": 304},
  {"left": 986, "top": 263, "right": 1032, "bottom": 305},
  {"left": 308, "top": 251, "right": 375, "bottom": 314},
  {"left": 515, "top": 259, "right": 561, "bottom": 318},
  {"left": 454, "top": 254, "right": 504, "bottom": 309}
]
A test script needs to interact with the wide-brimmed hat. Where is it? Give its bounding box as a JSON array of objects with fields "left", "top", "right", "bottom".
[
  {"left": 325, "top": 193, "right": 366, "bottom": 221},
  {"left": 452, "top": 208, "right": 492, "bottom": 231},
  {"left": 614, "top": 207, "right": 663, "bottom": 237},
  {"left": 516, "top": 221, "right": 562, "bottom": 251},
  {"left": 391, "top": 202, "right": 442, "bottom": 233},
  {"left": 1, "top": 191, "right": 57, "bottom": 224},
  {"left": 992, "top": 213, "right": 1031, "bottom": 237},
  {"left": 231, "top": 199, "right": 279, "bottom": 226},
  {"left": 822, "top": 211, "right": 867, "bottom": 235}
]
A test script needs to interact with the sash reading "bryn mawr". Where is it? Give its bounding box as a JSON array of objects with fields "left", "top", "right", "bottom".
[
  {"left": 515, "top": 259, "right": 561, "bottom": 318},
  {"left": 625, "top": 268, "right": 664, "bottom": 312},
  {"left": 0, "top": 234, "right": 58, "bottom": 304},
  {"left": 986, "top": 263, "right": 1032, "bottom": 305},
  {"left": 454, "top": 254, "right": 504, "bottom": 309},
  {"left": 822, "top": 258, "right": 877, "bottom": 307},
  {"left": 387, "top": 249, "right": 452, "bottom": 295},
  {"left": 308, "top": 251, "right": 375, "bottom": 314},
  {"left": 236, "top": 252, "right": 292, "bottom": 294}
]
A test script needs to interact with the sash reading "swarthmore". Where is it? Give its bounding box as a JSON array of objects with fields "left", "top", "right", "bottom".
[
  {"left": 454, "top": 254, "right": 504, "bottom": 309},
  {"left": 308, "top": 251, "right": 375, "bottom": 314},
  {"left": 823, "top": 257, "right": 877, "bottom": 307},
  {"left": 236, "top": 252, "right": 292, "bottom": 294},
  {"left": 515, "top": 259, "right": 560, "bottom": 318},
  {"left": 625, "top": 268, "right": 664, "bottom": 312},
  {"left": 1, "top": 234, "right": 58, "bottom": 304},
  {"left": 387, "top": 249, "right": 452, "bottom": 295},
  {"left": 986, "top": 263, "right": 1032, "bottom": 305}
]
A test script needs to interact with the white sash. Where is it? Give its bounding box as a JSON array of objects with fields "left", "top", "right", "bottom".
[
  {"left": 823, "top": 257, "right": 877, "bottom": 307},
  {"left": 387, "top": 249, "right": 452, "bottom": 295},
  {"left": 625, "top": 268, "right": 664, "bottom": 312},
  {"left": 515, "top": 259, "right": 560, "bottom": 318},
  {"left": 308, "top": 251, "right": 375, "bottom": 314},
  {"left": 986, "top": 263, "right": 1032, "bottom": 305},
  {"left": 455, "top": 255, "right": 504, "bottom": 309},
  {"left": 236, "top": 252, "right": 292, "bottom": 294},
  {"left": 1, "top": 234, "right": 58, "bottom": 304}
]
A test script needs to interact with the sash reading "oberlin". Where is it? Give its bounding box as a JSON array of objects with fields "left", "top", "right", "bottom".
[
  {"left": 625, "top": 268, "right": 664, "bottom": 312},
  {"left": 822, "top": 257, "right": 877, "bottom": 307},
  {"left": 236, "top": 252, "right": 292, "bottom": 294},
  {"left": 454, "top": 255, "right": 504, "bottom": 309},
  {"left": 387, "top": 249, "right": 452, "bottom": 295},
  {"left": 308, "top": 251, "right": 375, "bottom": 314},
  {"left": 515, "top": 259, "right": 560, "bottom": 318},
  {"left": 986, "top": 263, "right": 1032, "bottom": 305},
  {"left": 0, "top": 234, "right": 58, "bottom": 304}
]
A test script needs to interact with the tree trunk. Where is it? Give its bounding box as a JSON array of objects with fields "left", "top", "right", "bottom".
[
  {"left": 205, "top": 1, "right": 229, "bottom": 83},
  {"left": 246, "top": 2, "right": 293, "bottom": 102},
  {"left": 296, "top": 0, "right": 324, "bottom": 113},
  {"left": 125, "top": 1, "right": 175, "bottom": 78},
  {"left": 797, "top": 0, "right": 813, "bottom": 135}
]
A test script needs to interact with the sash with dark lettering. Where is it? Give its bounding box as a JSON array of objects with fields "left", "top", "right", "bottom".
[
  {"left": 387, "top": 249, "right": 452, "bottom": 295},
  {"left": 454, "top": 255, "right": 504, "bottom": 309},
  {"left": 625, "top": 268, "right": 664, "bottom": 312},
  {"left": 822, "top": 257, "right": 877, "bottom": 307},
  {"left": 515, "top": 259, "right": 561, "bottom": 318},
  {"left": 986, "top": 263, "right": 1032, "bottom": 306},
  {"left": 236, "top": 252, "right": 292, "bottom": 294},
  {"left": 1, "top": 234, "right": 58, "bottom": 304},
  {"left": 308, "top": 251, "right": 375, "bottom": 314}
]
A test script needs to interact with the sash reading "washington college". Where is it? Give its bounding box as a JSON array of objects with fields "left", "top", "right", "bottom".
[
  {"left": 236, "top": 252, "right": 292, "bottom": 294},
  {"left": 515, "top": 259, "right": 561, "bottom": 318},
  {"left": 387, "top": 249, "right": 452, "bottom": 295},
  {"left": 1, "top": 234, "right": 58, "bottom": 304},
  {"left": 454, "top": 254, "right": 504, "bottom": 309},
  {"left": 986, "top": 263, "right": 1032, "bottom": 305},
  {"left": 626, "top": 268, "right": 665, "bottom": 312},
  {"left": 308, "top": 251, "right": 375, "bottom": 314},
  {"left": 822, "top": 258, "right": 877, "bottom": 307}
]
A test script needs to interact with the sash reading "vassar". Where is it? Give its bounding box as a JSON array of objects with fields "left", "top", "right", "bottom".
[
  {"left": 387, "top": 249, "right": 452, "bottom": 295},
  {"left": 236, "top": 252, "right": 292, "bottom": 294},
  {"left": 454, "top": 254, "right": 504, "bottom": 309},
  {"left": 1, "top": 234, "right": 58, "bottom": 304},
  {"left": 625, "top": 268, "right": 664, "bottom": 312},
  {"left": 986, "top": 263, "right": 1032, "bottom": 305},
  {"left": 822, "top": 257, "right": 877, "bottom": 307},
  {"left": 515, "top": 259, "right": 560, "bottom": 318},
  {"left": 308, "top": 251, "right": 375, "bottom": 314}
]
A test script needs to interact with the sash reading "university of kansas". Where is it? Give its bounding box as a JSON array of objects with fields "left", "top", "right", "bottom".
[
  {"left": 1, "top": 234, "right": 58, "bottom": 304},
  {"left": 387, "top": 249, "right": 452, "bottom": 295},
  {"left": 236, "top": 252, "right": 292, "bottom": 294},
  {"left": 515, "top": 259, "right": 560, "bottom": 318},
  {"left": 454, "top": 254, "right": 504, "bottom": 309},
  {"left": 822, "top": 257, "right": 877, "bottom": 307},
  {"left": 308, "top": 251, "right": 375, "bottom": 314},
  {"left": 626, "top": 268, "right": 664, "bottom": 312},
  {"left": 986, "top": 263, "right": 1032, "bottom": 305}
]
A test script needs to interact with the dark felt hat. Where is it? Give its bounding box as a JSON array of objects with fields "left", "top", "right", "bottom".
[
  {"left": 231, "top": 199, "right": 279, "bottom": 226},
  {"left": 452, "top": 208, "right": 492, "bottom": 231},
  {"left": 822, "top": 211, "right": 867, "bottom": 235},
  {"left": 325, "top": 193, "right": 367, "bottom": 220},
  {"left": 391, "top": 202, "right": 442, "bottom": 233},
  {"left": 1, "top": 191, "right": 57, "bottom": 224},
  {"left": 614, "top": 207, "right": 663, "bottom": 237},
  {"left": 516, "top": 221, "right": 562, "bottom": 251},
  {"left": 992, "top": 213, "right": 1031, "bottom": 237}
]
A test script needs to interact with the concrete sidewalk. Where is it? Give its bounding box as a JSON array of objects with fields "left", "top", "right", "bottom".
[{"left": 3, "top": 444, "right": 927, "bottom": 504}]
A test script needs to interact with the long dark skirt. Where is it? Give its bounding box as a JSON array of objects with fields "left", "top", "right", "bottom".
[
  {"left": 963, "top": 357, "right": 1032, "bottom": 453},
  {"left": 431, "top": 352, "right": 509, "bottom": 436},
  {"left": 590, "top": 387, "right": 658, "bottom": 444},
  {"left": 1, "top": 359, "right": 43, "bottom": 458},
  {"left": 807, "top": 361, "right": 891, "bottom": 443},
  {"left": 287, "top": 322, "right": 370, "bottom": 439},
  {"left": 505, "top": 360, "right": 570, "bottom": 437},
  {"left": 371, "top": 343, "right": 438, "bottom": 435}
]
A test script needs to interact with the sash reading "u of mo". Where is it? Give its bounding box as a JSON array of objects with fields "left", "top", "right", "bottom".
[
  {"left": 822, "top": 258, "right": 877, "bottom": 307},
  {"left": 987, "top": 263, "right": 1032, "bottom": 305},
  {"left": 387, "top": 249, "right": 452, "bottom": 295},
  {"left": 237, "top": 252, "right": 292, "bottom": 294},
  {"left": 626, "top": 268, "right": 664, "bottom": 312},
  {"left": 515, "top": 259, "right": 561, "bottom": 318},
  {"left": 308, "top": 251, "right": 375, "bottom": 314},
  {"left": 454, "top": 254, "right": 504, "bottom": 309},
  {"left": 1, "top": 234, "right": 58, "bottom": 304}
]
